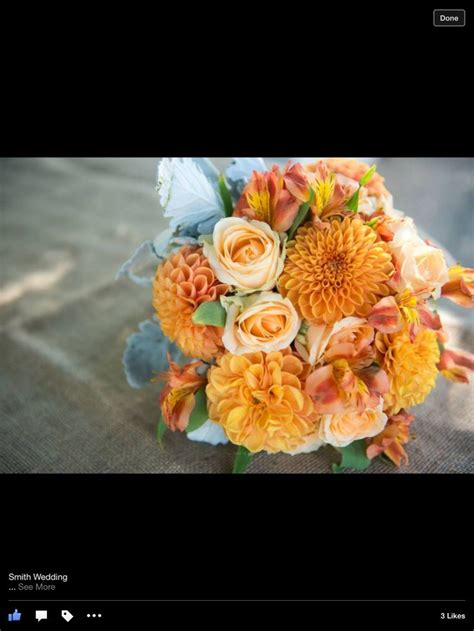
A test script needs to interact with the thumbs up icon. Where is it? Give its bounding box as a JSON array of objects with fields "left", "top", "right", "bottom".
[{"left": 8, "top": 608, "right": 22, "bottom": 621}]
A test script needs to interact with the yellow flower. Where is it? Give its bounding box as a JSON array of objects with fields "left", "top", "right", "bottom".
[
  {"left": 278, "top": 218, "right": 394, "bottom": 325},
  {"left": 152, "top": 246, "right": 229, "bottom": 361},
  {"left": 206, "top": 350, "right": 318, "bottom": 453},
  {"left": 376, "top": 327, "right": 440, "bottom": 414},
  {"left": 201, "top": 217, "right": 285, "bottom": 294}
]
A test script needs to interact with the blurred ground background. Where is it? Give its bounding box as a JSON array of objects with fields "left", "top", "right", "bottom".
[{"left": 0, "top": 158, "right": 473, "bottom": 472}]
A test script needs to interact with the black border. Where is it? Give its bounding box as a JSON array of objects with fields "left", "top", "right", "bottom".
[
  {"left": 2, "top": 474, "right": 472, "bottom": 602},
  {"left": 2, "top": 4, "right": 473, "bottom": 623}
]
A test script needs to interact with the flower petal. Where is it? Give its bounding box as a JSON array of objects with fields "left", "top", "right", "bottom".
[
  {"left": 368, "top": 296, "right": 403, "bottom": 333},
  {"left": 187, "top": 419, "right": 229, "bottom": 445},
  {"left": 438, "top": 347, "right": 474, "bottom": 383},
  {"left": 305, "top": 365, "right": 345, "bottom": 414}
]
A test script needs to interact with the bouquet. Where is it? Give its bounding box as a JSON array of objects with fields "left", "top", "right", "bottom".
[{"left": 118, "top": 158, "right": 473, "bottom": 472}]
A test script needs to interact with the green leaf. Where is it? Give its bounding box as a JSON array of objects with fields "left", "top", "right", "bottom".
[
  {"left": 359, "top": 164, "right": 377, "bottom": 187},
  {"left": 232, "top": 445, "right": 253, "bottom": 474},
  {"left": 331, "top": 440, "right": 372, "bottom": 473},
  {"left": 346, "top": 165, "right": 376, "bottom": 214},
  {"left": 192, "top": 301, "right": 226, "bottom": 327},
  {"left": 288, "top": 188, "right": 315, "bottom": 240},
  {"left": 365, "top": 217, "right": 379, "bottom": 229},
  {"left": 346, "top": 188, "right": 359, "bottom": 212},
  {"left": 157, "top": 415, "right": 167, "bottom": 447},
  {"left": 218, "top": 174, "right": 234, "bottom": 217},
  {"left": 186, "top": 387, "right": 208, "bottom": 433}
]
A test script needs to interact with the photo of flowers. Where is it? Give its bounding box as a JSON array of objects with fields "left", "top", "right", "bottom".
[
  {"left": 1, "top": 157, "right": 472, "bottom": 473},
  {"left": 118, "top": 158, "right": 474, "bottom": 473}
]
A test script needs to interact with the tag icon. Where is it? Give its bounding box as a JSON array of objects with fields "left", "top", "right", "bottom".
[{"left": 61, "top": 610, "right": 74, "bottom": 622}]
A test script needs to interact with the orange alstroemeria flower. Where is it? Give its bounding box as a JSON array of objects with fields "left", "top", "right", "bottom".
[
  {"left": 438, "top": 347, "right": 474, "bottom": 384},
  {"left": 368, "top": 292, "right": 441, "bottom": 337},
  {"left": 323, "top": 319, "right": 375, "bottom": 370},
  {"left": 375, "top": 216, "right": 395, "bottom": 242},
  {"left": 368, "top": 296, "right": 404, "bottom": 334},
  {"left": 305, "top": 359, "right": 389, "bottom": 415},
  {"left": 441, "top": 265, "right": 474, "bottom": 308},
  {"left": 304, "top": 160, "right": 352, "bottom": 219},
  {"left": 366, "top": 409, "right": 415, "bottom": 466},
  {"left": 233, "top": 164, "right": 301, "bottom": 232},
  {"left": 158, "top": 359, "right": 207, "bottom": 432},
  {"left": 417, "top": 301, "right": 442, "bottom": 331},
  {"left": 282, "top": 162, "right": 310, "bottom": 203}
]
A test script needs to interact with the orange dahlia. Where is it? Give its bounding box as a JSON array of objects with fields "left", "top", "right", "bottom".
[
  {"left": 152, "top": 246, "right": 229, "bottom": 361},
  {"left": 278, "top": 218, "right": 394, "bottom": 325},
  {"left": 375, "top": 327, "right": 440, "bottom": 415},
  {"left": 206, "top": 350, "right": 318, "bottom": 453}
]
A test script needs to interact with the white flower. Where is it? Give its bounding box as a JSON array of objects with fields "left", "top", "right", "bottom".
[
  {"left": 186, "top": 419, "right": 229, "bottom": 446},
  {"left": 318, "top": 399, "right": 388, "bottom": 448},
  {"left": 201, "top": 217, "right": 285, "bottom": 294},
  {"left": 388, "top": 216, "right": 449, "bottom": 299},
  {"left": 221, "top": 292, "right": 300, "bottom": 355},
  {"left": 156, "top": 158, "right": 224, "bottom": 231},
  {"left": 226, "top": 157, "right": 266, "bottom": 183}
]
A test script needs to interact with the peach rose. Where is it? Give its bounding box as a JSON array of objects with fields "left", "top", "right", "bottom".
[
  {"left": 295, "top": 317, "right": 374, "bottom": 368},
  {"left": 388, "top": 218, "right": 449, "bottom": 299},
  {"left": 200, "top": 217, "right": 285, "bottom": 294},
  {"left": 318, "top": 398, "right": 388, "bottom": 448},
  {"left": 221, "top": 292, "right": 300, "bottom": 355}
]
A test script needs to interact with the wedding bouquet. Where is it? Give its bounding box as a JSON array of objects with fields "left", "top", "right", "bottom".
[{"left": 118, "top": 158, "right": 473, "bottom": 472}]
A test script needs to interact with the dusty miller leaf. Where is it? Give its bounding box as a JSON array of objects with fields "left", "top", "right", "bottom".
[{"left": 123, "top": 318, "right": 188, "bottom": 389}]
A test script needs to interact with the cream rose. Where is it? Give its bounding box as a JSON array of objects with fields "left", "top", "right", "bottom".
[
  {"left": 318, "top": 398, "right": 388, "bottom": 448},
  {"left": 200, "top": 217, "right": 285, "bottom": 294},
  {"left": 221, "top": 292, "right": 300, "bottom": 355},
  {"left": 295, "top": 317, "right": 373, "bottom": 367},
  {"left": 388, "top": 218, "right": 449, "bottom": 299},
  {"left": 295, "top": 322, "right": 333, "bottom": 366}
]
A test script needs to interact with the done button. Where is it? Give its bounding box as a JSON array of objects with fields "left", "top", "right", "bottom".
[{"left": 433, "top": 9, "right": 466, "bottom": 27}]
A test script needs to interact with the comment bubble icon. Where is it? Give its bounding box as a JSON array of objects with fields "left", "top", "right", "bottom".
[{"left": 36, "top": 610, "right": 48, "bottom": 621}]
